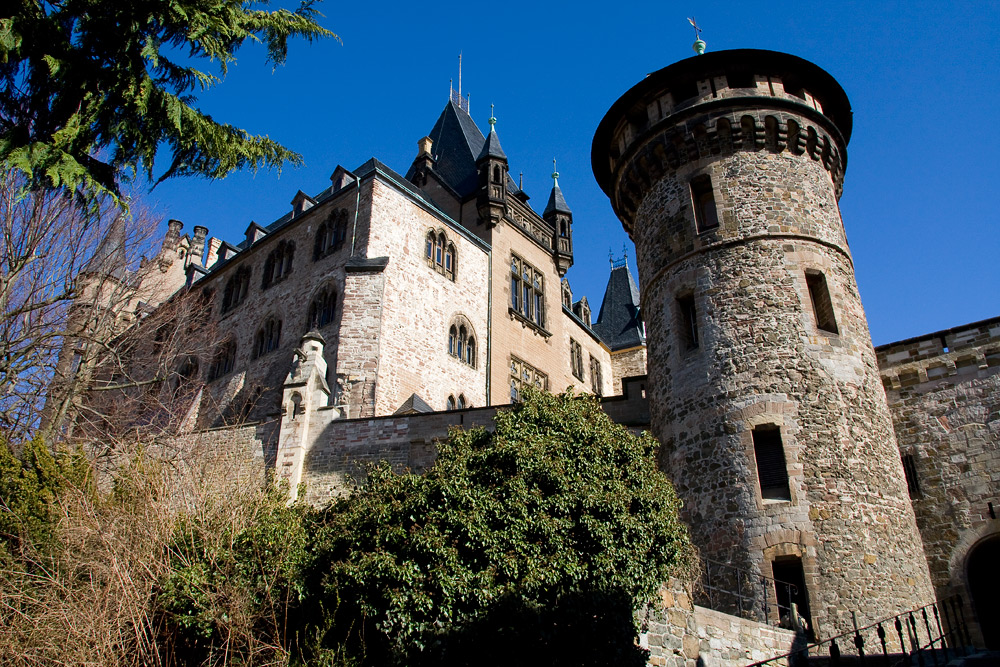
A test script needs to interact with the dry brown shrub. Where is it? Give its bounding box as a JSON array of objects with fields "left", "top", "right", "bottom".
[{"left": 0, "top": 433, "right": 289, "bottom": 667}]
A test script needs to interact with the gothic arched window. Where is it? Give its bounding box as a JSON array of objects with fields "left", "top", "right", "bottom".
[
  {"left": 315, "top": 209, "right": 349, "bottom": 260},
  {"left": 424, "top": 228, "right": 457, "bottom": 281},
  {"left": 447, "top": 318, "right": 476, "bottom": 368},
  {"left": 208, "top": 339, "right": 237, "bottom": 380},
  {"left": 307, "top": 286, "right": 338, "bottom": 330},
  {"left": 253, "top": 317, "right": 282, "bottom": 359},
  {"left": 262, "top": 240, "right": 295, "bottom": 289},
  {"left": 221, "top": 265, "right": 252, "bottom": 313}
]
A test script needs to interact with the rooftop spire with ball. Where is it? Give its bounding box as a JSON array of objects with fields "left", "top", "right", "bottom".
[{"left": 688, "top": 16, "right": 706, "bottom": 54}]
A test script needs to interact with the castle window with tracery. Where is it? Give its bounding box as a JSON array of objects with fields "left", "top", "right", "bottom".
[
  {"left": 253, "top": 317, "right": 282, "bottom": 359},
  {"left": 208, "top": 339, "right": 237, "bottom": 381},
  {"left": 314, "top": 209, "right": 348, "bottom": 260},
  {"left": 425, "top": 229, "right": 456, "bottom": 280},
  {"left": 570, "top": 338, "right": 584, "bottom": 381},
  {"left": 589, "top": 354, "right": 603, "bottom": 396},
  {"left": 510, "top": 255, "right": 544, "bottom": 328},
  {"left": 221, "top": 265, "right": 251, "bottom": 313},
  {"left": 262, "top": 240, "right": 295, "bottom": 289},
  {"left": 448, "top": 319, "right": 476, "bottom": 368},
  {"left": 509, "top": 356, "right": 547, "bottom": 402},
  {"left": 307, "top": 286, "right": 337, "bottom": 330}
]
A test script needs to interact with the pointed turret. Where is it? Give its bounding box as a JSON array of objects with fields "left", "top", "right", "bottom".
[
  {"left": 82, "top": 214, "right": 128, "bottom": 281},
  {"left": 475, "top": 108, "right": 508, "bottom": 227},
  {"left": 543, "top": 160, "right": 574, "bottom": 275}
]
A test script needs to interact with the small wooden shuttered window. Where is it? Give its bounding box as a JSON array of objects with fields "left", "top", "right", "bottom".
[{"left": 753, "top": 426, "right": 791, "bottom": 501}]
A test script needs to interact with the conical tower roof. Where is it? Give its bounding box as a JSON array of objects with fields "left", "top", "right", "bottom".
[{"left": 593, "top": 260, "right": 644, "bottom": 351}]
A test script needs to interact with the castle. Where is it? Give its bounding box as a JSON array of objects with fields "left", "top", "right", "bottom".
[{"left": 57, "top": 48, "right": 999, "bottom": 663}]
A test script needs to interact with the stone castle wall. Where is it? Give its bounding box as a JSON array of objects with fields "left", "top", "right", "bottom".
[
  {"left": 877, "top": 316, "right": 1000, "bottom": 644},
  {"left": 610, "top": 346, "right": 648, "bottom": 396},
  {"left": 643, "top": 580, "right": 797, "bottom": 667}
]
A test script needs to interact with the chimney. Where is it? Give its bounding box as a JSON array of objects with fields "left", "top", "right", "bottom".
[
  {"left": 163, "top": 219, "right": 183, "bottom": 251},
  {"left": 204, "top": 237, "right": 222, "bottom": 268},
  {"left": 190, "top": 225, "right": 208, "bottom": 266}
]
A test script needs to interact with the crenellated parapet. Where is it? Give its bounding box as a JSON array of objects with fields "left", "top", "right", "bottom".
[{"left": 592, "top": 49, "right": 852, "bottom": 234}]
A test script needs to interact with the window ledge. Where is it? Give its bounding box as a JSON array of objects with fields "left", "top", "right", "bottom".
[{"left": 508, "top": 307, "right": 552, "bottom": 338}]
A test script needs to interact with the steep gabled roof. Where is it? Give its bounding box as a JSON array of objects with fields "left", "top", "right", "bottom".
[
  {"left": 592, "top": 263, "right": 645, "bottom": 351},
  {"left": 406, "top": 100, "right": 521, "bottom": 200},
  {"left": 413, "top": 100, "right": 486, "bottom": 198}
]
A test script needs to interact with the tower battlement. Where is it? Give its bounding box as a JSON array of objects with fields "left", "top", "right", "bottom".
[{"left": 593, "top": 49, "right": 852, "bottom": 231}]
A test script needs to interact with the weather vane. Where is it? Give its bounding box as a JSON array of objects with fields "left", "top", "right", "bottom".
[{"left": 688, "top": 17, "right": 707, "bottom": 55}]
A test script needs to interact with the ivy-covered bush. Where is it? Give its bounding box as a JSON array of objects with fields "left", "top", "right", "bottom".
[{"left": 305, "top": 389, "right": 694, "bottom": 665}]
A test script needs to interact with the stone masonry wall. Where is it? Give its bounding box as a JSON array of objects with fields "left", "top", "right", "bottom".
[
  {"left": 611, "top": 345, "right": 648, "bottom": 395},
  {"left": 364, "top": 179, "right": 490, "bottom": 414},
  {"left": 631, "top": 145, "right": 934, "bottom": 637},
  {"left": 878, "top": 317, "right": 1000, "bottom": 644},
  {"left": 643, "top": 579, "right": 797, "bottom": 667}
]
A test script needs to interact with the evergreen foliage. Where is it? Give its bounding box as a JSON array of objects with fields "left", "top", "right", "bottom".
[
  {"left": 0, "top": 0, "right": 337, "bottom": 205},
  {"left": 0, "top": 437, "right": 90, "bottom": 561},
  {"left": 306, "top": 388, "right": 694, "bottom": 665}
]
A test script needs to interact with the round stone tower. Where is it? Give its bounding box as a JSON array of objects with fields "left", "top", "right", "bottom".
[{"left": 592, "top": 50, "right": 934, "bottom": 637}]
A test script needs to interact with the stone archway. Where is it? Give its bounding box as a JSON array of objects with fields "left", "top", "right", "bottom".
[{"left": 967, "top": 535, "right": 1000, "bottom": 649}]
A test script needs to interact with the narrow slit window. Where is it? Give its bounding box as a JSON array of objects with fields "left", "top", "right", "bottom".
[
  {"left": 677, "top": 294, "right": 699, "bottom": 350},
  {"left": 753, "top": 425, "right": 791, "bottom": 501},
  {"left": 805, "top": 270, "right": 838, "bottom": 334},
  {"left": 691, "top": 174, "right": 719, "bottom": 233},
  {"left": 902, "top": 453, "right": 921, "bottom": 498}
]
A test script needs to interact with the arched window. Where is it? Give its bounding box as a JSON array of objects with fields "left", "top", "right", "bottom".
[
  {"left": 457, "top": 394, "right": 466, "bottom": 409},
  {"left": 208, "top": 339, "right": 237, "bottom": 380},
  {"left": 315, "top": 209, "right": 349, "bottom": 260},
  {"left": 307, "top": 287, "right": 337, "bottom": 329},
  {"left": 444, "top": 243, "right": 455, "bottom": 279},
  {"left": 447, "top": 395, "right": 456, "bottom": 411},
  {"left": 221, "top": 266, "right": 251, "bottom": 313},
  {"left": 447, "top": 318, "right": 476, "bottom": 368},
  {"left": 424, "top": 229, "right": 457, "bottom": 281},
  {"left": 253, "top": 317, "right": 282, "bottom": 359},
  {"left": 492, "top": 165, "right": 501, "bottom": 183},
  {"left": 262, "top": 240, "right": 295, "bottom": 289}
]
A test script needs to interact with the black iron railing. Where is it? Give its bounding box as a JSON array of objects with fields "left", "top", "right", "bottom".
[
  {"left": 746, "top": 595, "right": 974, "bottom": 667},
  {"left": 698, "top": 558, "right": 800, "bottom": 627}
]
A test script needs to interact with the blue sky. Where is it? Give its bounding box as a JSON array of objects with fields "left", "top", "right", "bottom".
[{"left": 149, "top": 0, "right": 999, "bottom": 346}]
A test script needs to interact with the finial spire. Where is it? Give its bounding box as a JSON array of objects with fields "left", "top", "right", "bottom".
[
  {"left": 688, "top": 17, "right": 706, "bottom": 55},
  {"left": 552, "top": 158, "right": 559, "bottom": 185},
  {"left": 488, "top": 103, "right": 496, "bottom": 130},
  {"left": 458, "top": 51, "right": 462, "bottom": 98},
  {"left": 609, "top": 248, "right": 614, "bottom": 269}
]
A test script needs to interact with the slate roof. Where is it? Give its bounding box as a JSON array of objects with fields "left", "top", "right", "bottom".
[
  {"left": 543, "top": 182, "right": 571, "bottom": 216},
  {"left": 478, "top": 126, "right": 506, "bottom": 161},
  {"left": 406, "top": 100, "right": 520, "bottom": 200},
  {"left": 394, "top": 393, "right": 434, "bottom": 415},
  {"left": 592, "top": 263, "right": 645, "bottom": 351}
]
